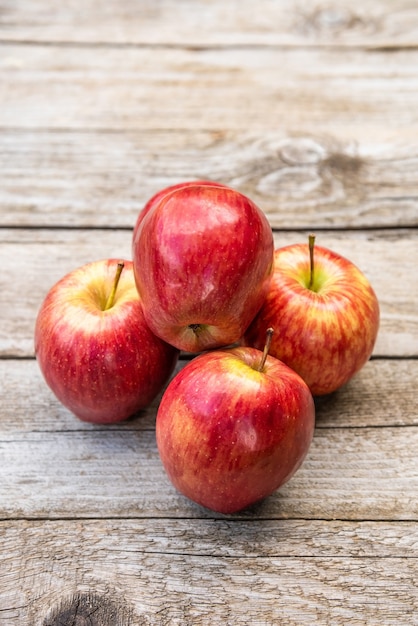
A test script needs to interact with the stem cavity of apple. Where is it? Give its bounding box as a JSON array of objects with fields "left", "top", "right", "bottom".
[
  {"left": 104, "top": 261, "right": 125, "bottom": 310},
  {"left": 308, "top": 233, "right": 316, "bottom": 290},
  {"left": 257, "top": 327, "right": 274, "bottom": 372}
]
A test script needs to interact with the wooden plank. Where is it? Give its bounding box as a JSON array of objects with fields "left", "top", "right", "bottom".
[
  {"left": 3, "top": 517, "right": 417, "bottom": 559},
  {"left": 1, "top": 520, "right": 417, "bottom": 625},
  {"left": 1, "top": 129, "right": 417, "bottom": 230},
  {"left": 0, "top": 229, "right": 416, "bottom": 358},
  {"left": 0, "top": 425, "right": 417, "bottom": 520},
  {"left": 2, "top": 358, "right": 417, "bottom": 433},
  {"left": 315, "top": 359, "right": 418, "bottom": 428},
  {"left": 1, "top": 0, "right": 418, "bottom": 48},
  {"left": 2, "top": 44, "right": 418, "bottom": 137}
]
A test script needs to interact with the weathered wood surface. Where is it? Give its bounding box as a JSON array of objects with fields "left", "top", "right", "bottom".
[
  {"left": 2, "top": 130, "right": 418, "bottom": 229},
  {"left": 2, "top": 520, "right": 418, "bottom": 625},
  {"left": 1, "top": 357, "right": 418, "bottom": 520},
  {"left": 2, "top": 358, "right": 417, "bottom": 432},
  {"left": 1, "top": 396, "right": 417, "bottom": 521},
  {"left": 1, "top": 0, "right": 418, "bottom": 47},
  {"left": 1, "top": 0, "right": 417, "bottom": 624},
  {"left": 2, "top": 44, "right": 418, "bottom": 140}
]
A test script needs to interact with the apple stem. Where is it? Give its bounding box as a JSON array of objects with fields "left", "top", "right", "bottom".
[
  {"left": 257, "top": 327, "right": 274, "bottom": 372},
  {"left": 104, "top": 261, "right": 125, "bottom": 310},
  {"left": 308, "top": 233, "right": 316, "bottom": 290}
]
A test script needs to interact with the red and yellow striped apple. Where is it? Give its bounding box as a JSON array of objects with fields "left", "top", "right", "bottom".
[
  {"left": 35, "top": 259, "right": 179, "bottom": 423},
  {"left": 156, "top": 333, "right": 315, "bottom": 514},
  {"left": 243, "top": 237, "right": 380, "bottom": 395},
  {"left": 132, "top": 182, "right": 274, "bottom": 353}
]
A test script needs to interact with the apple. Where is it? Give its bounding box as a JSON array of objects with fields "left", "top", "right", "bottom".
[
  {"left": 243, "top": 236, "right": 380, "bottom": 395},
  {"left": 156, "top": 330, "right": 315, "bottom": 514},
  {"left": 34, "top": 259, "right": 179, "bottom": 424},
  {"left": 132, "top": 182, "right": 274, "bottom": 352},
  {"left": 132, "top": 180, "right": 228, "bottom": 244}
]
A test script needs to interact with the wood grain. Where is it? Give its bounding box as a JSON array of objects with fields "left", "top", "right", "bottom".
[
  {"left": 5, "top": 517, "right": 418, "bottom": 559},
  {"left": 2, "top": 358, "right": 417, "bottom": 433},
  {"left": 1, "top": 44, "right": 418, "bottom": 139},
  {"left": 1, "top": 130, "right": 417, "bottom": 230},
  {"left": 1, "top": 0, "right": 418, "bottom": 48},
  {"left": 1, "top": 520, "right": 417, "bottom": 626},
  {"left": 1, "top": 425, "right": 417, "bottom": 521},
  {"left": 0, "top": 229, "right": 416, "bottom": 358}
]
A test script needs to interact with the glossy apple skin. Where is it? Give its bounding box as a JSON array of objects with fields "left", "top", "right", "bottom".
[
  {"left": 132, "top": 180, "right": 227, "bottom": 244},
  {"left": 243, "top": 244, "right": 380, "bottom": 396},
  {"left": 132, "top": 182, "right": 274, "bottom": 352},
  {"left": 35, "top": 259, "right": 179, "bottom": 424},
  {"left": 156, "top": 347, "right": 315, "bottom": 514}
]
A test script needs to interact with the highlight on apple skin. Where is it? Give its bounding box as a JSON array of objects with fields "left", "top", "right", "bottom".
[
  {"left": 132, "top": 182, "right": 274, "bottom": 353},
  {"left": 34, "top": 259, "right": 179, "bottom": 424},
  {"left": 156, "top": 344, "right": 315, "bottom": 515},
  {"left": 243, "top": 241, "right": 380, "bottom": 396},
  {"left": 132, "top": 180, "right": 228, "bottom": 244}
]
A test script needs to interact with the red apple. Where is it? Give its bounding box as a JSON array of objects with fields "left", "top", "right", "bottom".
[
  {"left": 243, "top": 236, "right": 380, "bottom": 395},
  {"left": 34, "top": 259, "right": 179, "bottom": 424},
  {"left": 132, "top": 180, "right": 228, "bottom": 244},
  {"left": 156, "top": 332, "right": 315, "bottom": 514},
  {"left": 132, "top": 182, "right": 274, "bottom": 352}
]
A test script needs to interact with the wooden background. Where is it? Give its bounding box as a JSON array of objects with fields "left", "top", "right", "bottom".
[{"left": 1, "top": 1, "right": 417, "bottom": 624}]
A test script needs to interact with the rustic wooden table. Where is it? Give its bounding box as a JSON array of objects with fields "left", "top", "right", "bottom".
[{"left": 1, "top": 1, "right": 418, "bottom": 624}]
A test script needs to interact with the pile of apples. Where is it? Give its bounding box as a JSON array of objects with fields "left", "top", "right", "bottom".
[{"left": 35, "top": 181, "right": 380, "bottom": 514}]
